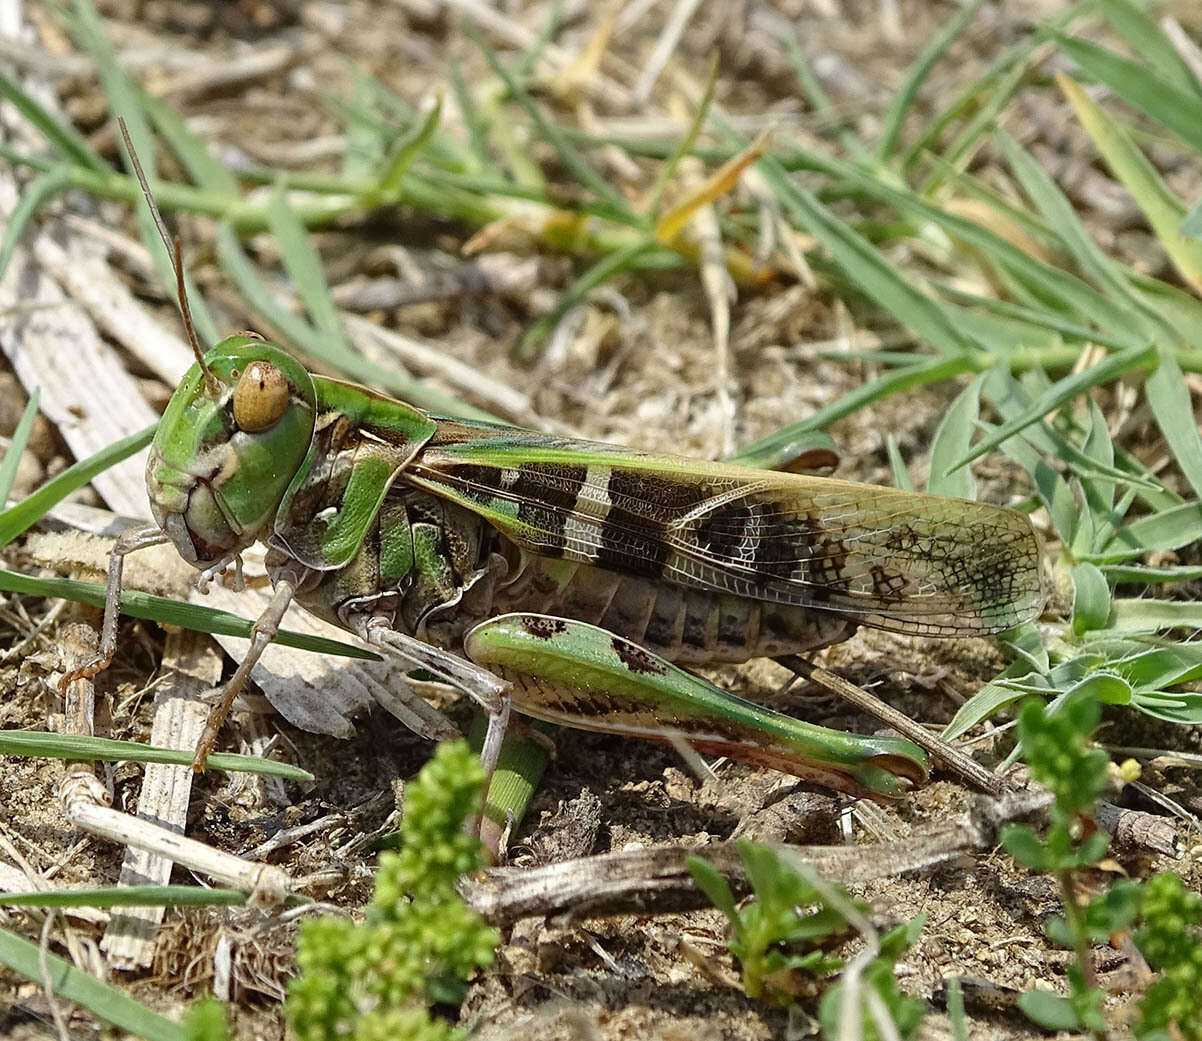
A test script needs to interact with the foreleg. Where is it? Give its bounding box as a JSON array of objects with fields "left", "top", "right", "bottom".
[
  {"left": 58, "top": 524, "right": 170, "bottom": 693},
  {"left": 190, "top": 574, "right": 300, "bottom": 770}
]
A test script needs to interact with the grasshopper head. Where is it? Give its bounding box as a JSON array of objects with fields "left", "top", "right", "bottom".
[{"left": 148, "top": 336, "right": 317, "bottom": 568}]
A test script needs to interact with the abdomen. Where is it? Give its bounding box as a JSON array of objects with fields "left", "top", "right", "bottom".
[{"left": 492, "top": 557, "right": 855, "bottom": 664}]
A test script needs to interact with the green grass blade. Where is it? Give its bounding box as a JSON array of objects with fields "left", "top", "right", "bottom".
[
  {"left": 0, "top": 388, "right": 40, "bottom": 508},
  {"left": 1111, "top": 598, "right": 1202, "bottom": 633},
  {"left": 0, "top": 730, "right": 313, "bottom": 780},
  {"left": 138, "top": 87, "right": 239, "bottom": 194},
  {"left": 926, "top": 376, "right": 981, "bottom": 498},
  {"left": 998, "top": 429, "right": 1078, "bottom": 544},
  {"left": 918, "top": 47, "right": 1030, "bottom": 193},
  {"left": 1001, "top": 623, "right": 1050, "bottom": 672},
  {"left": 72, "top": 0, "right": 154, "bottom": 166},
  {"left": 466, "top": 24, "right": 634, "bottom": 220},
  {"left": 0, "top": 925, "right": 185, "bottom": 1041},
  {"left": 757, "top": 155, "right": 977, "bottom": 357},
  {"left": 1101, "top": 502, "right": 1202, "bottom": 558},
  {"left": 726, "top": 430, "right": 839, "bottom": 472},
  {"left": 734, "top": 354, "right": 978, "bottom": 463},
  {"left": 513, "top": 0, "right": 565, "bottom": 80},
  {"left": 72, "top": 0, "right": 220, "bottom": 346},
  {"left": 994, "top": 128, "right": 1160, "bottom": 327},
  {"left": 949, "top": 306, "right": 1053, "bottom": 358},
  {"left": 993, "top": 371, "right": 1175, "bottom": 506},
  {"left": 469, "top": 717, "right": 550, "bottom": 845},
  {"left": 933, "top": 280, "right": 1155, "bottom": 355},
  {"left": 0, "top": 164, "right": 73, "bottom": 285},
  {"left": 1128, "top": 688, "right": 1202, "bottom": 725},
  {"left": 1002, "top": 265, "right": 1144, "bottom": 346},
  {"left": 1101, "top": 563, "right": 1202, "bottom": 583},
  {"left": 1111, "top": 643, "right": 1202, "bottom": 690},
  {"left": 0, "top": 569, "right": 379, "bottom": 661},
  {"left": 0, "top": 886, "right": 248, "bottom": 909},
  {"left": 341, "top": 68, "right": 388, "bottom": 182},
  {"left": 903, "top": 59, "right": 1004, "bottom": 176},
  {"left": 377, "top": 97, "right": 443, "bottom": 197},
  {"left": 1071, "top": 561, "right": 1113, "bottom": 635},
  {"left": 779, "top": 29, "right": 871, "bottom": 163},
  {"left": 830, "top": 160, "right": 1150, "bottom": 346},
  {"left": 1146, "top": 348, "right": 1202, "bottom": 500},
  {"left": 885, "top": 435, "right": 915, "bottom": 491},
  {"left": 0, "top": 67, "right": 107, "bottom": 173},
  {"left": 1055, "top": 33, "right": 1202, "bottom": 157},
  {"left": 1058, "top": 73, "right": 1202, "bottom": 291},
  {"left": 1181, "top": 200, "right": 1202, "bottom": 239},
  {"left": 875, "top": 0, "right": 985, "bottom": 162},
  {"left": 920, "top": 152, "right": 1058, "bottom": 245},
  {"left": 942, "top": 675, "right": 1028, "bottom": 741},
  {"left": 1099, "top": 0, "right": 1202, "bottom": 97},
  {"left": 448, "top": 58, "right": 495, "bottom": 174},
  {"left": 1125, "top": 270, "right": 1202, "bottom": 352},
  {"left": 215, "top": 222, "right": 330, "bottom": 353},
  {"left": 0, "top": 423, "right": 156, "bottom": 548},
  {"left": 1076, "top": 399, "right": 1118, "bottom": 544},
  {"left": 949, "top": 343, "right": 1157, "bottom": 470},
  {"left": 265, "top": 187, "right": 349, "bottom": 343}
]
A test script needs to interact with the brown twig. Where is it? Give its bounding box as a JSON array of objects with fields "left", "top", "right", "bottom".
[
  {"left": 460, "top": 788, "right": 1053, "bottom": 927},
  {"left": 782, "top": 656, "right": 1009, "bottom": 797}
]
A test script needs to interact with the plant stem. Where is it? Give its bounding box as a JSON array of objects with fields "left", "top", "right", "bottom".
[{"left": 1056, "top": 868, "right": 1108, "bottom": 1041}]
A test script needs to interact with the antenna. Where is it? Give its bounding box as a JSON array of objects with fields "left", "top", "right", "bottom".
[{"left": 116, "top": 117, "right": 221, "bottom": 399}]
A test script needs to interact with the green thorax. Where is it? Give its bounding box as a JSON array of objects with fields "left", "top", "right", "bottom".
[{"left": 268, "top": 374, "right": 438, "bottom": 571}]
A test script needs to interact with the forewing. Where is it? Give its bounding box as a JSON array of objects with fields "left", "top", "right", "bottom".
[{"left": 407, "top": 426, "right": 1045, "bottom": 636}]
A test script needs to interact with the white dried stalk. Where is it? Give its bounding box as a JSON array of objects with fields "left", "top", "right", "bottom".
[
  {"left": 30, "top": 227, "right": 195, "bottom": 384},
  {"left": 0, "top": 208, "right": 157, "bottom": 520},
  {"left": 100, "top": 630, "right": 222, "bottom": 969},
  {"left": 691, "top": 197, "right": 736, "bottom": 458},
  {"left": 0, "top": 54, "right": 157, "bottom": 519},
  {"left": 341, "top": 312, "right": 541, "bottom": 426},
  {"left": 632, "top": 0, "right": 703, "bottom": 105},
  {"left": 60, "top": 772, "right": 292, "bottom": 902}
]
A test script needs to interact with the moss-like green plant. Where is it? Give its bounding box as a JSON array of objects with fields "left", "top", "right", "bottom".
[
  {"left": 1134, "top": 872, "right": 1202, "bottom": 1041},
  {"left": 183, "top": 997, "right": 229, "bottom": 1041},
  {"left": 285, "top": 741, "right": 499, "bottom": 1041}
]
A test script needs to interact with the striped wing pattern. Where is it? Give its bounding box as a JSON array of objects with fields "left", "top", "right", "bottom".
[{"left": 406, "top": 427, "right": 1045, "bottom": 637}]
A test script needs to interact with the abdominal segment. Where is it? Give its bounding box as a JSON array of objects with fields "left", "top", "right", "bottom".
[{"left": 491, "top": 557, "right": 856, "bottom": 664}]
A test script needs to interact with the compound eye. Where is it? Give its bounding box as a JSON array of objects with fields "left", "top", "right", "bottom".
[{"left": 233, "top": 361, "right": 290, "bottom": 432}]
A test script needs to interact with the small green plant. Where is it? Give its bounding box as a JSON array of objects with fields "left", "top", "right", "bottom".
[
  {"left": 183, "top": 997, "right": 229, "bottom": 1041},
  {"left": 1002, "top": 693, "right": 1116, "bottom": 1036},
  {"left": 1133, "top": 872, "right": 1202, "bottom": 1041},
  {"left": 285, "top": 740, "right": 499, "bottom": 1041},
  {"left": 1002, "top": 693, "right": 1202, "bottom": 1040},
  {"left": 687, "top": 841, "right": 926, "bottom": 1039}
]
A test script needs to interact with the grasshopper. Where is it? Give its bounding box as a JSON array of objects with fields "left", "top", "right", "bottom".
[
  {"left": 64, "top": 324, "right": 1044, "bottom": 803},
  {"left": 62, "top": 127, "right": 1045, "bottom": 808}
]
